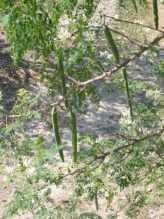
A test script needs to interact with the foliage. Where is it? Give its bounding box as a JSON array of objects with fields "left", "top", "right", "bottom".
[
  {"left": 153, "top": 59, "right": 164, "bottom": 77},
  {"left": 0, "top": 0, "right": 164, "bottom": 218},
  {"left": 0, "top": 0, "right": 101, "bottom": 161}
]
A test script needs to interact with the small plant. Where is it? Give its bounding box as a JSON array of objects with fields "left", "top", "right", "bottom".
[{"left": 153, "top": 60, "right": 164, "bottom": 77}]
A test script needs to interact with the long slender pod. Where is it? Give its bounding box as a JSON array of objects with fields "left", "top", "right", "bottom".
[
  {"left": 58, "top": 48, "right": 78, "bottom": 162},
  {"left": 95, "top": 189, "right": 99, "bottom": 211},
  {"left": 70, "top": 109, "right": 78, "bottom": 163},
  {"left": 104, "top": 26, "right": 133, "bottom": 121},
  {"left": 153, "top": 0, "right": 159, "bottom": 29},
  {"left": 58, "top": 48, "right": 68, "bottom": 107},
  {"left": 104, "top": 25, "right": 120, "bottom": 63},
  {"left": 122, "top": 68, "right": 134, "bottom": 121},
  {"left": 51, "top": 106, "right": 64, "bottom": 162}
]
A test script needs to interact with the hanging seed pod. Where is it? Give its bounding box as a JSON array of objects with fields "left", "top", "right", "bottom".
[
  {"left": 104, "top": 26, "right": 133, "bottom": 120},
  {"left": 70, "top": 109, "right": 78, "bottom": 163},
  {"left": 57, "top": 48, "right": 68, "bottom": 107},
  {"left": 104, "top": 25, "right": 120, "bottom": 63},
  {"left": 153, "top": 0, "right": 159, "bottom": 29},
  {"left": 58, "top": 49, "right": 79, "bottom": 162},
  {"left": 95, "top": 189, "right": 99, "bottom": 211},
  {"left": 51, "top": 107, "right": 64, "bottom": 162},
  {"left": 122, "top": 68, "right": 134, "bottom": 121},
  {"left": 104, "top": 26, "right": 133, "bottom": 121}
]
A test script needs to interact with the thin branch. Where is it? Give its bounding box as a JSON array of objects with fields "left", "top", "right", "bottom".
[
  {"left": 90, "top": 25, "right": 147, "bottom": 47},
  {"left": 67, "top": 33, "right": 164, "bottom": 87},
  {"left": 60, "top": 127, "right": 164, "bottom": 179},
  {"left": 113, "top": 127, "right": 164, "bottom": 153},
  {"left": 108, "top": 26, "right": 148, "bottom": 48},
  {"left": 61, "top": 153, "right": 105, "bottom": 179},
  {"left": 103, "top": 15, "right": 164, "bottom": 33}
]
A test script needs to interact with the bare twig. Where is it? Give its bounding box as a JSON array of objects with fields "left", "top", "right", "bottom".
[
  {"left": 67, "top": 33, "right": 164, "bottom": 87},
  {"left": 103, "top": 15, "right": 164, "bottom": 33},
  {"left": 90, "top": 24, "right": 148, "bottom": 47},
  {"left": 108, "top": 26, "right": 149, "bottom": 48}
]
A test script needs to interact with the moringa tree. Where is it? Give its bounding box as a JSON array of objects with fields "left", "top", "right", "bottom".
[
  {"left": 0, "top": 0, "right": 162, "bottom": 163},
  {"left": 0, "top": 1, "right": 164, "bottom": 216}
]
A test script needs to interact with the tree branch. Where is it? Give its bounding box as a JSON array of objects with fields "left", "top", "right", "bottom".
[
  {"left": 60, "top": 127, "right": 164, "bottom": 179},
  {"left": 107, "top": 26, "right": 148, "bottom": 48},
  {"left": 103, "top": 15, "right": 164, "bottom": 33},
  {"left": 67, "top": 33, "right": 164, "bottom": 87}
]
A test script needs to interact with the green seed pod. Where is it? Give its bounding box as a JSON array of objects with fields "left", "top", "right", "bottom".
[
  {"left": 104, "top": 26, "right": 133, "bottom": 120},
  {"left": 57, "top": 48, "right": 68, "bottom": 107},
  {"left": 122, "top": 68, "right": 133, "bottom": 121},
  {"left": 153, "top": 0, "right": 159, "bottom": 29},
  {"left": 95, "top": 189, "right": 99, "bottom": 211},
  {"left": 51, "top": 107, "right": 64, "bottom": 162},
  {"left": 70, "top": 110, "right": 78, "bottom": 163},
  {"left": 104, "top": 25, "right": 120, "bottom": 63}
]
